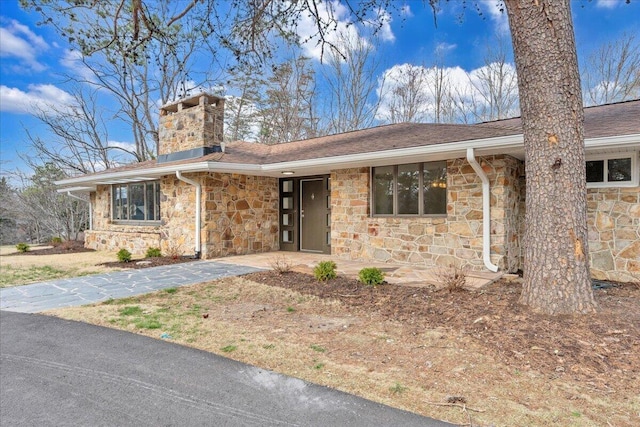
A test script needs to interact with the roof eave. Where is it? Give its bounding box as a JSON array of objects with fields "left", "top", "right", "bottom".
[{"left": 55, "top": 132, "right": 640, "bottom": 187}]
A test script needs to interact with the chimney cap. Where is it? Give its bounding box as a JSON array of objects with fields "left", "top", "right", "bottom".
[{"left": 160, "top": 92, "right": 224, "bottom": 114}]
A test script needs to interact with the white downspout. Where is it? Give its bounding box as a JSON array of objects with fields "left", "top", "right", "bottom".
[
  {"left": 67, "top": 191, "right": 92, "bottom": 231},
  {"left": 466, "top": 148, "right": 499, "bottom": 272},
  {"left": 176, "top": 171, "right": 202, "bottom": 259}
]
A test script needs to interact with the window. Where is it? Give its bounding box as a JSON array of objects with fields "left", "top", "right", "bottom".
[
  {"left": 372, "top": 161, "right": 447, "bottom": 216},
  {"left": 586, "top": 153, "right": 638, "bottom": 188},
  {"left": 112, "top": 181, "right": 161, "bottom": 222}
]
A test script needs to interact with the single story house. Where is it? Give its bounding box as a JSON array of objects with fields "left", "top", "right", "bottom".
[{"left": 56, "top": 94, "right": 640, "bottom": 282}]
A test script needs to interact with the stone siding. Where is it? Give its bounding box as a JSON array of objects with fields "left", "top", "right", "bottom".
[
  {"left": 330, "top": 156, "right": 523, "bottom": 272},
  {"left": 86, "top": 173, "right": 279, "bottom": 259},
  {"left": 86, "top": 186, "right": 162, "bottom": 254},
  {"left": 587, "top": 187, "right": 640, "bottom": 282},
  {"left": 158, "top": 95, "right": 224, "bottom": 155},
  {"left": 162, "top": 172, "right": 279, "bottom": 258}
]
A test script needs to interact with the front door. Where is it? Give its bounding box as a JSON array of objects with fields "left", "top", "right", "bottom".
[{"left": 300, "top": 179, "right": 325, "bottom": 252}]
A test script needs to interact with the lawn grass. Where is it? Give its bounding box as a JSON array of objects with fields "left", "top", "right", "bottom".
[{"left": 0, "top": 265, "right": 98, "bottom": 288}]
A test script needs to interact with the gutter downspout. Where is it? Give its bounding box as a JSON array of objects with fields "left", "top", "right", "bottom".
[
  {"left": 466, "top": 148, "right": 499, "bottom": 272},
  {"left": 176, "top": 171, "right": 202, "bottom": 259},
  {"left": 67, "top": 191, "right": 92, "bottom": 231}
]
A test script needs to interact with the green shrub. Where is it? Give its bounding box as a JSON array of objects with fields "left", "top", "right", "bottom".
[
  {"left": 50, "top": 237, "right": 63, "bottom": 246},
  {"left": 117, "top": 248, "right": 132, "bottom": 262},
  {"left": 358, "top": 267, "right": 385, "bottom": 286},
  {"left": 313, "top": 260, "right": 337, "bottom": 281},
  {"left": 15, "top": 243, "right": 30, "bottom": 253},
  {"left": 145, "top": 247, "right": 162, "bottom": 258}
]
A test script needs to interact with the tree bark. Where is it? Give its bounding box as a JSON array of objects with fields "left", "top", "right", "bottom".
[{"left": 504, "top": 0, "right": 596, "bottom": 314}]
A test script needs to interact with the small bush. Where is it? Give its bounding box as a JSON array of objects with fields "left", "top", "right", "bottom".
[
  {"left": 50, "top": 237, "right": 63, "bottom": 246},
  {"left": 437, "top": 264, "right": 468, "bottom": 292},
  {"left": 145, "top": 247, "right": 162, "bottom": 258},
  {"left": 269, "top": 254, "right": 292, "bottom": 274},
  {"left": 15, "top": 243, "right": 30, "bottom": 253},
  {"left": 117, "top": 248, "right": 132, "bottom": 263},
  {"left": 358, "top": 267, "right": 385, "bottom": 287},
  {"left": 166, "top": 242, "right": 182, "bottom": 259},
  {"left": 313, "top": 260, "right": 337, "bottom": 281}
]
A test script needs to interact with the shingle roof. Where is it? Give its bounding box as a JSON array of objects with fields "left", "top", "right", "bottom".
[
  {"left": 476, "top": 98, "right": 640, "bottom": 138},
  {"left": 63, "top": 99, "right": 640, "bottom": 179}
]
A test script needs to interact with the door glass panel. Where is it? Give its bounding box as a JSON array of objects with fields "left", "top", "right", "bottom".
[
  {"left": 282, "top": 180, "right": 293, "bottom": 192},
  {"left": 282, "top": 213, "right": 292, "bottom": 226},
  {"left": 282, "top": 230, "right": 293, "bottom": 243},
  {"left": 282, "top": 196, "right": 293, "bottom": 209}
]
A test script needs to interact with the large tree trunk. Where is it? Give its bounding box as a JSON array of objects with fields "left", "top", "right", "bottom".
[{"left": 504, "top": 0, "right": 596, "bottom": 314}]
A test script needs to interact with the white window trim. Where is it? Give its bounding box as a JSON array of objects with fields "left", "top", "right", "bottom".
[{"left": 586, "top": 151, "right": 639, "bottom": 189}]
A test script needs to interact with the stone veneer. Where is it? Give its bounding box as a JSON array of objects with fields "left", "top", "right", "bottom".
[
  {"left": 586, "top": 187, "right": 640, "bottom": 282},
  {"left": 85, "top": 173, "right": 279, "bottom": 259},
  {"left": 158, "top": 95, "right": 224, "bottom": 155},
  {"left": 330, "top": 155, "right": 524, "bottom": 272}
]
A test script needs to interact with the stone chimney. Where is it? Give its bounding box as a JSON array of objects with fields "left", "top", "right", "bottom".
[{"left": 157, "top": 93, "right": 224, "bottom": 163}]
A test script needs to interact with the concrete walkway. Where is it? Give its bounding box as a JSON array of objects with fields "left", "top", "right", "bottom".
[{"left": 0, "top": 261, "right": 264, "bottom": 313}]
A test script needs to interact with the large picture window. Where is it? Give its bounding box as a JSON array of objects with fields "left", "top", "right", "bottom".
[
  {"left": 372, "top": 161, "right": 447, "bottom": 216},
  {"left": 586, "top": 153, "right": 638, "bottom": 188},
  {"left": 112, "top": 181, "right": 161, "bottom": 222}
]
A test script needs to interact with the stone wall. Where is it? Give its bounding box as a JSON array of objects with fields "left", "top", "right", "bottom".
[
  {"left": 330, "top": 155, "right": 524, "bottom": 272},
  {"left": 162, "top": 172, "right": 279, "bottom": 258},
  {"left": 158, "top": 95, "right": 224, "bottom": 155},
  {"left": 587, "top": 187, "right": 640, "bottom": 282},
  {"left": 86, "top": 185, "right": 162, "bottom": 254},
  {"left": 86, "top": 173, "right": 279, "bottom": 259}
]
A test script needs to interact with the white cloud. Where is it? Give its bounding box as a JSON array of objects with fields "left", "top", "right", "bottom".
[
  {"left": 595, "top": 0, "right": 621, "bottom": 9},
  {"left": 400, "top": 5, "right": 413, "bottom": 18},
  {"left": 107, "top": 140, "right": 137, "bottom": 153},
  {"left": 376, "top": 61, "right": 519, "bottom": 123},
  {"left": 435, "top": 42, "right": 457, "bottom": 56},
  {"left": 481, "top": 1, "right": 509, "bottom": 35},
  {"left": 371, "top": 9, "right": 395, "bottom": 43},
  {"left": 59, "top": 49, "right": 97, "bottom": 82},
  {"left": 0, "top": 84, "right": 74, "bottom": 114},
  {"left": 296, "top": 0, "right": 394, "bottom": 61},
  {"left": 0, "top": 18, "right": 49, "bottom": 72}
]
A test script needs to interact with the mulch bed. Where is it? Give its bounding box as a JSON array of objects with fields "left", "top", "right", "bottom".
[
  {"left": 98, "top": 256, "right": 198, "bottom": 269},
  {"left": 245, "top": 270, "right": 640, "bottom": 390},
  {"left": 7, "top": 240, "right": 94, "bottom": 256}
]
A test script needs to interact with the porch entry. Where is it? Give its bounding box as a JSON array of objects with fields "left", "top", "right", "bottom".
[{"left": 279, "top": 175, "right": 331, "bottom": 254}]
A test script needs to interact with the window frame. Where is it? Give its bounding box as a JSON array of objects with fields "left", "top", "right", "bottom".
[
  {"left": 585, "top": 152, "right": 639, "bottom": 189},
  {"left": 111, "top": 181, "right": 162, "bottom": 225},
  {"left": 371, "top": 161, "right": 447, "bottom": 218}
]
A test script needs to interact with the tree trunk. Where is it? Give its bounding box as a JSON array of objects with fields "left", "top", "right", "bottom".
[{"left": 504, "top": 0, "right": 596, "bottom": 314}]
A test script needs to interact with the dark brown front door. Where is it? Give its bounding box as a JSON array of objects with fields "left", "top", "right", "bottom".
[{"left": 301, "top": 179, "right": 324, "bottom": 252}]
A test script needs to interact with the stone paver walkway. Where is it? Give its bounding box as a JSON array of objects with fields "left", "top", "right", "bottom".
[{"left": 0, "top": 261, "right": 264, "bottom": 313}]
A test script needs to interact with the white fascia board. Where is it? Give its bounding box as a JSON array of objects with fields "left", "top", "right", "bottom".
[
  {"left": 55, "top": 186, "right": 97, "bottom": 193},
  {"left": 262, "top": 134, "right": 525, "bottom": 173},
  {"left": 585, "top": 133, "right": 640, "bottom": 150},
  {"left": 55, "top": 162, "right": 263, "bottom": 187}
]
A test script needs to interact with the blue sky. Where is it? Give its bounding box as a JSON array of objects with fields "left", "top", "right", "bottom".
[{"left": 1, "top": 0, "right": 639, "bottom": 182}]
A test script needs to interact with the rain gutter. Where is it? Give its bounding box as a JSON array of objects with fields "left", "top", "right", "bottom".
[{"left": 466, "top": 148, "right": 499, "bottom": 272}]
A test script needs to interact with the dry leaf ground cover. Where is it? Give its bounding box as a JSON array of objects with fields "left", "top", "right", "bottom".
[{"left": 48, "top": 270, "right": 640, "bottom": 427}]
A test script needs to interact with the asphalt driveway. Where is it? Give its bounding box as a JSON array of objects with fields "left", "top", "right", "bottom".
[{"left": 1, "top": 311, "right": 453, "bottom": 426}]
